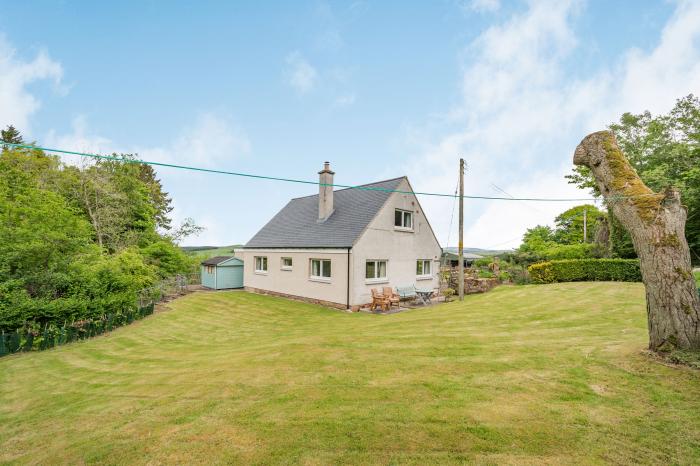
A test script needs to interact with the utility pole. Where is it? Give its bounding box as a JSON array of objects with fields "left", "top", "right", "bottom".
[
  {"left": 583, "top": 207, "right": 587, "bottom": 243},
  {"left": 458, "top": 158, "right": 465, "bottom": 301}
]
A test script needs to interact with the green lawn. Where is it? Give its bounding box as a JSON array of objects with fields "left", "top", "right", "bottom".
[{"left": 2, "top": 283, "right": 700, "bottom": 464}]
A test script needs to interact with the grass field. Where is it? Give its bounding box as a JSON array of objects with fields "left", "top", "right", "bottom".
[{"left": 2, "top": 283, "right": 700, "bottom": 464}]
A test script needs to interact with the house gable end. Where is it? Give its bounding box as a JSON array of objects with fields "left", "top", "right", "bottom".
[{"left": 352, "top": 177, "right": 442, "bottom": 252}]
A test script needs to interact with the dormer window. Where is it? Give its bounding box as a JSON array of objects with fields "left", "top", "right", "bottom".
[{"left": 394, "top": 209, "right": 413, "bottom": 230}]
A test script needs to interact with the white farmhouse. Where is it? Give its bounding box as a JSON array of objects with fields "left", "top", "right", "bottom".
[{"left": 241, "top": 162, "right": 442, "bottom": 310}]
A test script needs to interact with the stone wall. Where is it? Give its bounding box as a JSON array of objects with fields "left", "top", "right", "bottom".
[{"left": 464, "top": 278, "right": 500, "bottom": 294}]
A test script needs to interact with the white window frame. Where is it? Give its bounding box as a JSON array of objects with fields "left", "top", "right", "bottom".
[
  {"left": 281, "top": 257, "right": 293, "bottom": 271},
  {"left": 254, "top": 256, "right": 268, "bottom": 274},
  {"left": 309, "top": 258, "right": 332, "bottom": 282},
  {"left": 416, "top": 259, "right": 432, "bottom": 280},
  {"left": 394, "top": 208, "right": 413, "bottom": 231},
  {"left": 365, "top": 259, "right": 388, "bottom": 284}
]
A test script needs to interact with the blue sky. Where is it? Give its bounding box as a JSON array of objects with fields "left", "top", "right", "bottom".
[{"left": 1, "top": 0, "right": 698, "bottom": 248}]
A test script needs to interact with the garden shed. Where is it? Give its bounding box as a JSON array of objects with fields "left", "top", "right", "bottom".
[{"left": 201, "top": 256, "right": 244, "bottom": 290}]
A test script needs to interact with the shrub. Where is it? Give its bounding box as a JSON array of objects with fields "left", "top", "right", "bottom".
[
  {"left": 140, "top": 240, "right": 197, "bottom": 278},
  {"left": 443, "top": 288, "right": 455, "bottom": 302},
  {"left": 540, "top": 243, "right": 597, "bottom": 260},
  {"left": 528, "top": 259, "right": 641, "bottom": 284},
  {"left": 474, "top": 257, "right": 492, "bottom": 267}
]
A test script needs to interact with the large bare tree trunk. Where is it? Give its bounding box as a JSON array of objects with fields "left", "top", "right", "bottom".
[{"left": 574, "top": 131, "right": 700, "bottom": 352}]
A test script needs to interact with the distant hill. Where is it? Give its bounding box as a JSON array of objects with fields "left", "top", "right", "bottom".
[
  {"left": 181, "top": 246, "right": 219, "bottom": 252},
  {"left": 182, "top": 245, "right": 243, "bottom": 259},
  {"left": 442, "top": 246, "right": 513, "bottom": 256}
]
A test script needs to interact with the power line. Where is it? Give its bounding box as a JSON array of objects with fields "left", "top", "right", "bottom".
[
  {"left": 490, "top": 182, "right": 551, "bottom": 216},
  {"left": 0, "top": 141, "right": 657, "bottom": 203},
  {"left": 444, "top": 174, "right": 459, "bottom": 250},
  {"left": 484, "top": 236, "right": 522, "bottom": 250}
]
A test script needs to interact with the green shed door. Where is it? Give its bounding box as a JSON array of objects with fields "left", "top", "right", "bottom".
[
  {"left": 201, "top": 265, "right": 217, "bottom": 289},
  {"left": 216, "top": 265, "right": 243, "bottom": 289}
]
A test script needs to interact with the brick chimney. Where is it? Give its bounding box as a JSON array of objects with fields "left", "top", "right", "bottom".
[{"left": 318, "top": 161, "right": 335, "bottom": 221}]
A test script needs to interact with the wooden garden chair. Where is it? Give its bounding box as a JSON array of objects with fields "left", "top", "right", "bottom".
[
  {"left": 383, "top": 287, "right": 400, "bottom": 309},
  {"left": 370, "top": 288, "right": 389, "bottom": 312}
]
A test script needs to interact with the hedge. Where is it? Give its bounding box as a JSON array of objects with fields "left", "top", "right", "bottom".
[
  {"left": 528, "top": 259, "right": 642, "bottom": 284},
  {"left": 0, "top": 303, "right": 154, "bottom": 358}
]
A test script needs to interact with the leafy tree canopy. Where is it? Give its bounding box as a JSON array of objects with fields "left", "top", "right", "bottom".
[
  {"left": 1, "top": 125, "right": 23, "bottom": 144},
  {"left": 0, "top": 127, "right": 202, "bottom": 330},
  {"left": 553, "top": 204, "right": 604, "bottom": 244}
]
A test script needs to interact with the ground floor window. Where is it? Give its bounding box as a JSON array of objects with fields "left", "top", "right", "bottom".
[
  {"left": 416, "top": 259, "right": 431, "bottom": 276},
  {"left": 310, "top": 259, "right": 331, "bottom": 279},
  {"left": 255, "top": 256, "right": 268, "bottom": 273},
  {"left": 281, "top": 257, "right": 293, "bottom": 270},
  {"left": 365, "top": 260, "right": 387, "bottom": 280}
]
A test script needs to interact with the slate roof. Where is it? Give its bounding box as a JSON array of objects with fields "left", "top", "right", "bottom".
[
  {"left": 244, "top": 177, "right": 405, "bottom": 248},
  {"left": 201, "top": 256, "right": 235, "bottom": 266}
]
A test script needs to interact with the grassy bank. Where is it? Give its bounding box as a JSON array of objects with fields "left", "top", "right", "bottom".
[{"left": 1, "top": 283, "right": 699, "bottom": 464}]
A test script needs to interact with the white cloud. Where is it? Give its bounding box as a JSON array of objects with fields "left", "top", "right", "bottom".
[
  {"left": 0, "top": 34, "right": 63, "bottom": 133},
  {"left": 43, "top": 113, "right": 250, "bottom": 170},
  {"left": 285, "top": 51, "right": 318, "bottom": 94},
  {"left": 138, "top": 113, "right": 251, "bottom": 168},
  {"left": 407, "top": 0, "right": 700, "bottom": 249}
]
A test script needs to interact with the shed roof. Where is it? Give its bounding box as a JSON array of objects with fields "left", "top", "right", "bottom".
[
  {"left": 201, "top": 256, "right": 236, "bottom": 266},
  {"left": 244, "top": 177, "right": 405, "bottom": 249}
]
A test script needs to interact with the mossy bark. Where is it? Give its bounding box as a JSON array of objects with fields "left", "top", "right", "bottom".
[{"left": 574, "top": 131, "right": 700, "bottom": 351}]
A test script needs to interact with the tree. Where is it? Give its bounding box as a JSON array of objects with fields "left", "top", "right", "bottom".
[
  {"left": 0, "top": 149, "right": 96, "bottom": 328},
  {"left": 593, "top": 216, "right": 610, "bottom": 256},
  {"left": 0, "top": 146, "right": 193, "bottom": 330},
  {"left": 67, "top": 162, "right": 130, "bottom": 251},
  {"left": 553, "top": 204, "right": 603, "bottom": 244},
  {"left": 567, "top": 95, "right": 700, "bottom": 263},
  {"left": 1, "top": 125, "right": 23, "bottom": 145},
  {"left": 61, "top": 155, "right": 174, "bottom": 252},
  {"left": 137, "top": 163, "right": 173, "bottom": 231},
  {"left": 169, "top": 217, "right": 204, "bottom": 244},
  {"left": 519, "top": 225, "right": 555, "bottom": 252},
  {"left": 608, "top": 212, "right": 636, "bottom": 258},
  {"left": 573, "top": 130, "right": 700, "bottom": 352}
]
